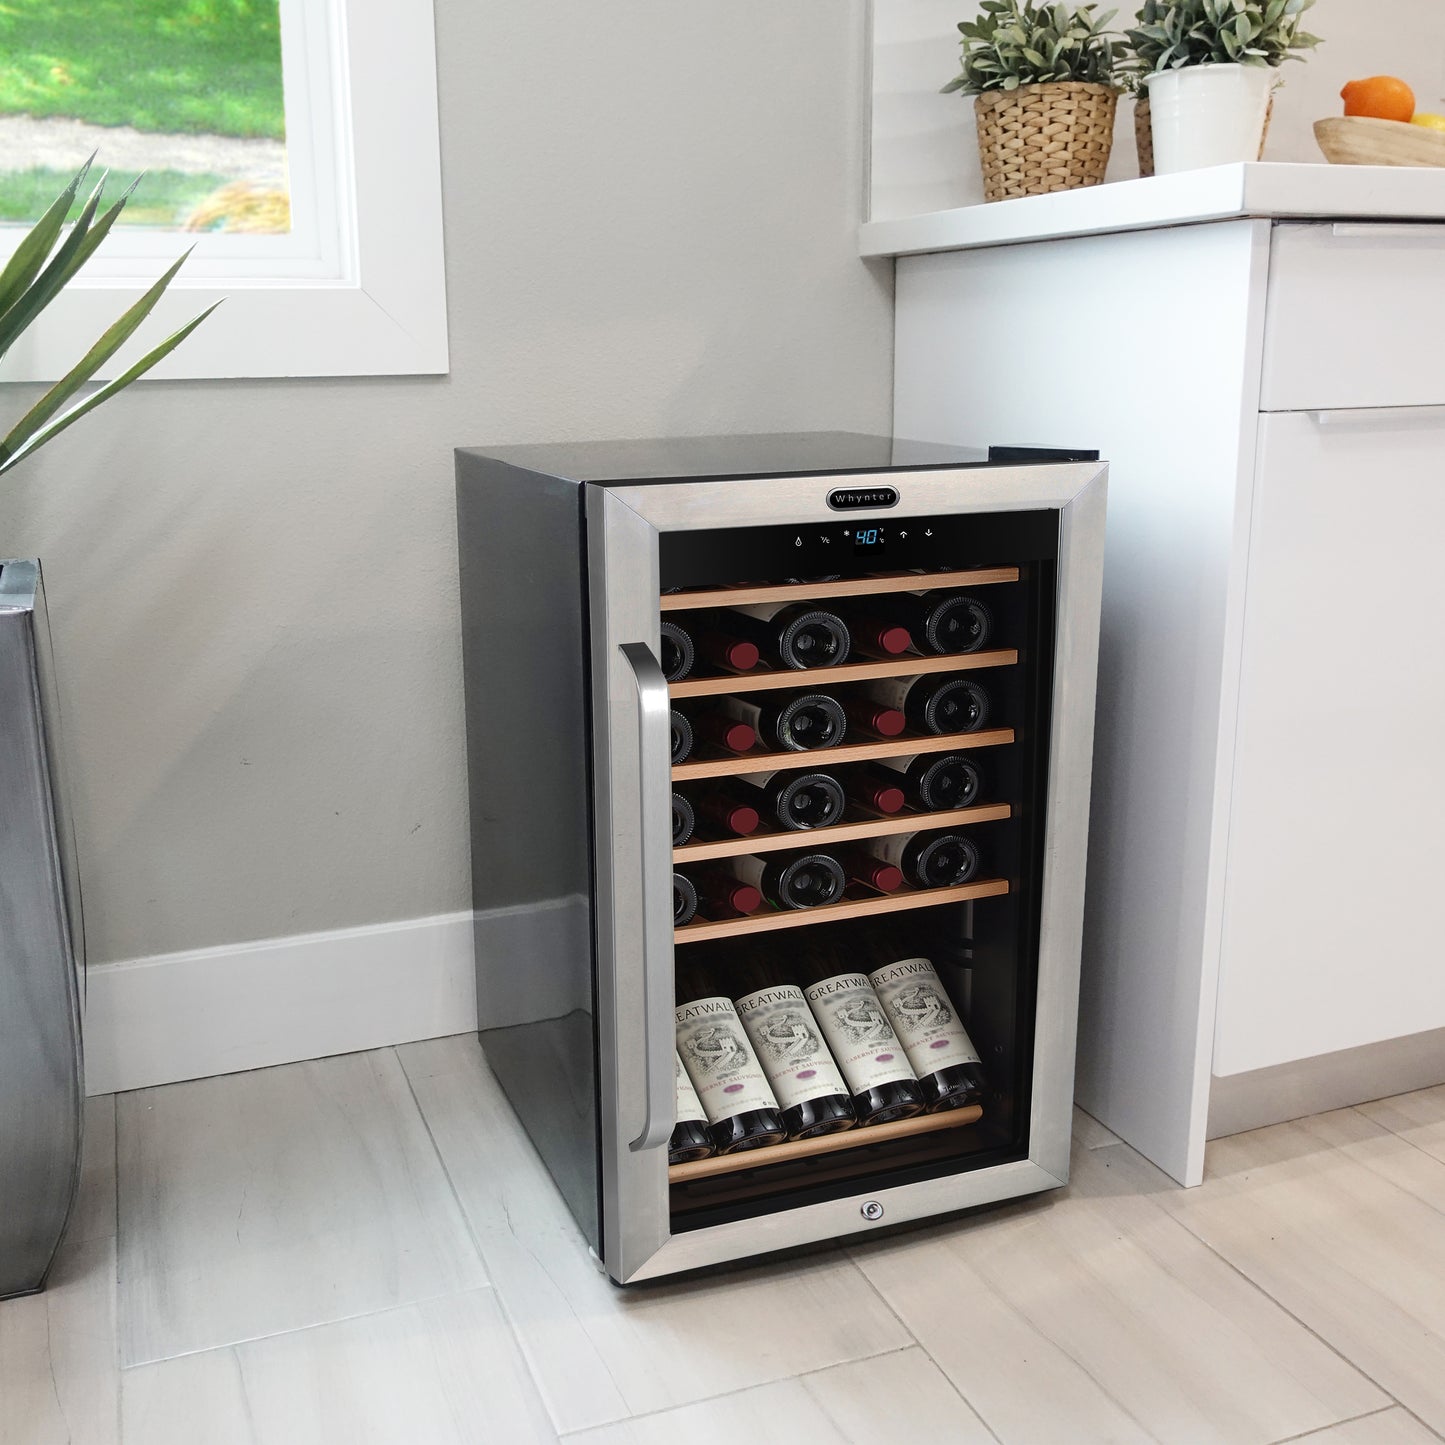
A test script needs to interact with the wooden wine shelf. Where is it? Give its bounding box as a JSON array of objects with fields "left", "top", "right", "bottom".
[
  {"left": 669, "top": 647, "right": 1018, "bottom": 700},
  {"left": 675, "top": 802, "right": 1013, "bottom": 864},
  {"left": 672, "top": 726, "right": 1015, "bottom": 783},
  {"left": 659, "top": 568, "right": 1020, "bottom": 613},
  {"left": 668, "top": 1103, "right": 985, "bottom": 1182},
  {"left": 676, "top": 877, "right": 1009, "bottom": 944}
]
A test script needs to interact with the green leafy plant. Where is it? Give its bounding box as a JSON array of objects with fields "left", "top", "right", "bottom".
[
  {"left": 942, "top": 0, "right": 1124, "bottom": 96},
  {"left": 0, "top": 157, "right": 218, "bottom": 478},
  {"left": 1128, "top": 0, "right": 1320, "bottom": 72}
]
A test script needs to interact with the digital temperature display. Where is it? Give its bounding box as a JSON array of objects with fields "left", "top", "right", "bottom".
[{"left": 853, "top": 525, "right": 886, "bottom": 555}]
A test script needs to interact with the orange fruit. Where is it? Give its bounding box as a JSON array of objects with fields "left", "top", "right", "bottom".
[{"left": 1340, "top": 76, "right": 1416, "bottom": 122}]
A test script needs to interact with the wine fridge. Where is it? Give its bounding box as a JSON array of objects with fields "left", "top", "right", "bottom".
[{"left": 456, "top": 433, "right": 1105, "bottom": 1283}]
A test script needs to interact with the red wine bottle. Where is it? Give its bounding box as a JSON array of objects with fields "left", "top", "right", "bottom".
[
  {"left": 670, "top": 1050, "right": 716, "bottom": 1163},
  {"left": 724, "top": 603, "right": 851, "bottom": 670},
  {"left": 834, "top": 847, "right": 905, "bottom": 894},
  {"left": 841, "top": 697, "right": 907, "bottom": 739},
  {"left": 671, "top": 792, "right": 695, "bottom": 846},
  {"left": 726, "top": 770, "right": 845, "bottom": 831},
  {"left": 873, "top": 591, "right": 994, "bottom": 655},
  {"left": 716, "top": 692, "right": 846, "bottom": 752},
  {"left": 673, "top": 872, "right": 699, "bottom": 926},
  {"left": 862, "top": 675, "right": 990, "bottom": 735},
  {"left": 675, "top": 960, "right": 787, "bottom": 1153},
  {"left": 863, "top": 928, "right": 987, "bottom": 1112},
  {"left": 840, "top": 607, "right": 913, "bottom": 659},
  {"left": 869, "top": 752, "right": 984, "bottom": 811},
  {"left": 863, "top": 831, "right": 981, "bottom": 889},
  {"left": 680, "top": 705, "right": 757, "bottom": 757},
  {"left": 795, "top": 939, "right": 924, "bottom": 1125},
  {"left": 724, "top": 851, "right": 846, "bottom": 910},
  {"left": 689, "top": 869, "right": 764, "bottom": 920},
  {"left": 691, "top": 790, "right": 761, "bottom": 839},
  {"left": 659, "top": 620, "right": 695, "bottom": 682},
  {"left": 733, "top": 944, "right": 856, "bottom": 1139},
  {"left": 693, "top": 618, "right": 761, "bottom": 675},
  {"left": 670, "top": 709, "right": 693, "bottom": 765},
  {"left": 839, "top": 768, "right": 906, "bottom": 816}
]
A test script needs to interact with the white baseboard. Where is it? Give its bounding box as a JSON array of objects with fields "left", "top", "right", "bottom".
[{"left": 83, "top": 911, "right": 480, "bottom": 1096}]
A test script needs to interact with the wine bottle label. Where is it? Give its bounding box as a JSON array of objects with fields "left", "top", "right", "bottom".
[
  {"left": 802, "top": 974, "right": 917, "bottom": 1093},
  {"left": 732, "top": 602, "right": 790, "bottom": 623},
  {"left": 674, "top": 1051, "right": 708, "bottom": 1125},
  {"left": 675, "top": 997, "right": 780, "bottom": 1123},
  {"left": 861, "top": 676, "right": 917, "bottom": 711},
  {"left": 870, "top": 752, "right": 920, "bottom": 777},
  {"left": 723, "top": 854, "right": 770, "bottom": 895},
  {"left": 738, "top": 770, "right": 777, "bottom": 788},
  {"left": 715, "top": 696, "right": 764, "bottom": 731},
  {"left": 735, "top": 984, "right": 851, "bottom": 1109},
  {"left": 868, "top": 957, "right": 982, "bottom": 1078},
  {"left": 864, "top": 832, "right": 917, "bottom": 869}
]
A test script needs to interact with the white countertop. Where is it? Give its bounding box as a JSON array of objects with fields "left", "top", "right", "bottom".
[{"left": 859, "top": 162, "right": 1445, "bottom": 258}]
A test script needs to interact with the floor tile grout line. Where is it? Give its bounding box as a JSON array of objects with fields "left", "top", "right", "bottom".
[
  {"left": 393, "top": 1043, "right": 567, "bottom": 1434},
  {"left": 1267, "top": 1403, "right": 1401, "bottom": 1443},
  {"left": 1350, "top": 1103, "right": 1445, "bottom": 1175},
  {"left": 844, "top": 1242, "right": 1002, "bottom": 1445},
  {"left": 1159, "top": 1190, "right": 1411, "bottom": 1421},
  {"left": 551, "top": 1340, "right": 927, "bottom": 1439}
]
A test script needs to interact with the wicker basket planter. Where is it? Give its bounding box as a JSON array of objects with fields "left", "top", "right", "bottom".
[{"left": 974, "top": 81, "right": 1118, "bottom": 203}]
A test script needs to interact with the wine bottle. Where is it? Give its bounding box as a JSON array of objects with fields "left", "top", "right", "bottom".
[
  {"left": 864, "top": 930, "right": 987, "bottom": 1112},
  {"left": 833, "top": 847, "right": 905, "bottom": 894},
  {"left": 715, "top": 692, "right": 846, "bottom": 752},
  {"left": 841, "top": 697, "right": 906, "bottom": 740},
  {"left": 671, "top": 792, "right": 695, "bottom": 846},
  {"left": 839, "top": 768, "right": 906, "bottom": 816},
  {"left": 873, "top": 591, "right": 995, "bottom": 655},
  {"left": 673, "top": 872, "right": 699, "bottom": 926},
  {"left": 692, "top": 790, "right": 761, "bottom": 839},
  {"left": 869, "top": 752, "right": 984, "bottom": 812},
  {"left": 795, "top": 939, "right": 924, "bottom": 1125},
  {"left": 679, "top": 705, "right": 757, "bottom": 757},
  {"left": 659, "top": 620, "right": 695, "bottom": 682},
  {"left": 689, "top": 869, "right": 764, "bottom": 920},
  {"left": 670, "top": 709, "right": 693, "bottom": 765},
  {"left": 862, "top": 675, "right": 990, "bottom": 735},
  {"left": 675, "top": 960, "right": 787, "bottom": 1153},
  {"left": 724, "top": 851, "right": 846, "bottom": 910},
  {"left": 726, "top": 770, "right": 845, "bottom": 831},
  {"left": 724, "top": 603, "right": 851, "bottom": 670},
  {"left": 863, "top": 831, "right": 981, "bottom": 889},
  {"left": 670, "top": 1050, "right": 716, "bottom": 1163},
  {"left": 840, "top": 608, "right": 912, "bottom": 659},
  {"left": 693, "top": 618, "right": 761, "bottom": 675},
  {"left": 732, "top": 944, "right": 855, "bottom": 1139}
]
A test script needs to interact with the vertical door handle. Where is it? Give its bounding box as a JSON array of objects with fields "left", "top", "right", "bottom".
[{"left": 619, "top": 641, "right": 675, "bottom": 1153}]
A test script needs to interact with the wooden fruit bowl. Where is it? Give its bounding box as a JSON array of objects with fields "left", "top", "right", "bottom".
[{"left": 1315, "top": 115, "right": 1445, "bottom": 167}]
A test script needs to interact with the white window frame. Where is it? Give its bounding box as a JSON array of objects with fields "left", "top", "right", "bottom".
[{"left": 0, "top": 0, "right": 447, "bottom": 381}]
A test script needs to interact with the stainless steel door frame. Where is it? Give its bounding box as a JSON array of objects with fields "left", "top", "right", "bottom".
[
  {"left": 588, "top": 463, "right": 1107, "bottom": 1283},
  {"left": 0, "top": 560, "right": 83, "bottom": 1298}
]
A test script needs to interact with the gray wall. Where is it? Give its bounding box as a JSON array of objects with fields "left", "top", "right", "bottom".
[{"left": 0, "top": 1, "right": 893, "bottom": 964}]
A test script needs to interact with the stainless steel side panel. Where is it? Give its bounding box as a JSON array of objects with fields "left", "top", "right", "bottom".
[
  {"left": 589, "top": 464, "right": 1107, "bottom": 1284},
  {"left": 0, "top": 560, "right": 83, "bottom": 1299}
]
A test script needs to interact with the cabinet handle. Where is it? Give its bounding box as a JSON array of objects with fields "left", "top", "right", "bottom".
[
  {"left": 1310, "top": 405, "right": 1445, "bottom": 427},
  {"left": 1330, "top": 223, "right": 1445, "bottom": 241},
  {"left": 619, "top": 640, "right": 675, "bottom": 1154}
]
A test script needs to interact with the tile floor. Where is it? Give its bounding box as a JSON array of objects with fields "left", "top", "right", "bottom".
[{"left": 2, "top": 1036, "right": 1443, "bottom": 1445}]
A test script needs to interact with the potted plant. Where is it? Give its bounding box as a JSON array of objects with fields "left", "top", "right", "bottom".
[
  {"left": 1, "top": 159, "right": 214, "bottom": 1300},
  {"left": 943, "top": 1, "right": 1125, "bottom": 204},
  {"left": 1129, "top": 0, "right": 1321, "bottom": 175}
]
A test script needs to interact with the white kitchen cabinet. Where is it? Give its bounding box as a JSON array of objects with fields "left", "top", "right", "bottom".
[{"left": 872, "top": 166, "right": 1445, "bottom": 1185}]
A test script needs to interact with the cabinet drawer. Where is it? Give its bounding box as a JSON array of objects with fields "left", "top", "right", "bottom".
[{"left": 1261, "top": 222, "right": 1445, "bottom": 411}]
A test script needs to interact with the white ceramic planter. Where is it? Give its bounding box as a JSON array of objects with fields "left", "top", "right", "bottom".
[{"left": 1147, "top": 63, "right": 1273, "bottom": 174}]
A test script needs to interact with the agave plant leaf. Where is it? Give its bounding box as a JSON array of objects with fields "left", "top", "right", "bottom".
[
  {"left": 0, "top": 302, "right": 220, "bottom": 477},
  {"left": 0, "top": 249, "right": 200, "bottom": 462},
  {"left": 0, "top": 175, "right": 149, "bottom": 363},
  {"left": 0, "top": 157, "right": 93, "bottom": 324}
]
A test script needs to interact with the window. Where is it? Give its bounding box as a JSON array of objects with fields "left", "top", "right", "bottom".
[{"left": 0, "top": 0, "right": 447, "bottom": 380}]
